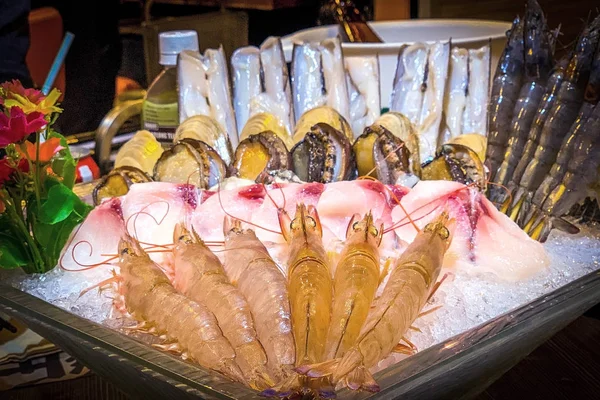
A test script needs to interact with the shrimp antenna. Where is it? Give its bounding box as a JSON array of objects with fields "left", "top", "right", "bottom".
[
  {"left": 60, "top": 240, "right": 120, "bottom": 272},
  {"left": 361, "top": 140, "right": 406, "bottom": 179},
  {"left": 125, "top": 200, "right": 171, "bottom": 241},
  {"left": 356, "top": 175, "right": 421, "bottom": 234},
  {"left": 216, "top": 178, "right": 283, "bottom": 236}
]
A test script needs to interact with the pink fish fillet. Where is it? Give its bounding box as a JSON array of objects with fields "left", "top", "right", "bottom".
[{"left": 391, "top": 181, "right": 550, "bottom": 281}]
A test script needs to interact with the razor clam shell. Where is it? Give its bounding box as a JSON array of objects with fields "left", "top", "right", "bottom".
[
  {"left": 418, "top": 40, "right": 451, "bottom": 163},
  {"left": 320, "top": 37, "right": 351, "bottom": 123},
  {"left": 374, "top": 112, "right": 421, "bottom": 176},
  {"left": 346, "top": 55, "right": 381, "bottom": 139},
  {"left": 292, "top": 106, "right": 354, "bottom": 144},
  {"left": 231, "top": 46, "right": 262, "bottom": 134},
  {"left": 239, "top": 112, "right": 293, "bottom": 150},
  {"left": 440, "top": 47, "right": 470, "bottom": 145},
  {"left": 258, "top": 37, "right": 295, "bottom": 134},
  {"left": 177, "top": 46, "right": 239, "bottom": 148},
  {"left": 174, "top": 114, "right": 234, "bottom": 165},
  {"left": 462, "top": 44, "right": 491, "bottom": 136},
  {"left": 232, "top": 131, "right": 292, "bottom": 179},
  {"left": 291, "top": 42, "right": 325, "bottom": 119},
  {"left": 390, "top": 43, "right": 429, "bottom": 125}
]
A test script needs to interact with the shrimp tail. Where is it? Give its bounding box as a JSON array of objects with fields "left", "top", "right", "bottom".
[
  {"left": 220, "top": 359, "right": 248, "bottom": 385},
  {"left": 260, "top": 374, "right": 335, "bottom": 399},
  {"left": 295, "top": 348, "right": 379, "bottom": 392}
]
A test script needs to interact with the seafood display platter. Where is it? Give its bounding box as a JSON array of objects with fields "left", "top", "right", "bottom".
[
  {"left": 1, "top": 178, "right": 600, "bottom": 399},
  {"left": 1, "top": 262, "right": 599, "bottom": 399},
  {"left": 280, "top": 19, "right": 511, "bottom": 108}
]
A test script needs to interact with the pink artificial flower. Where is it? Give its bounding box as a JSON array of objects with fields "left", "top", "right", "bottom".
[
  {"left": 0, "top": 80, "right": 45, "bottom": 105},
  {"left": 0, "top": 107, "right": 47, "bottom": 147}
]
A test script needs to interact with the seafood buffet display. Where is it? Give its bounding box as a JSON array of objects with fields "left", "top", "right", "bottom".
[{"left": 2, "top": 0, "right": 600, "bottom": 398}]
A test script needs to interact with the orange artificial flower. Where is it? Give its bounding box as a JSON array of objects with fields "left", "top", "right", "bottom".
[{"left": 18, "top": 138, "right": 64, "bottom": 163}]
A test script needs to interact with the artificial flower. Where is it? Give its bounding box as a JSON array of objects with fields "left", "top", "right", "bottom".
[
  {"left": 0, "top": 196, "right": 5, "bottom": 214},
  {"left": 17, "top": 138, "right": 64, "bottom": 163},
  {"left": 0, "top": 158, "right": 12, "bottom": 185},
  {"left": 0, "top": 80, "right": 45, "bottom": 106},
  {"left": 0, "top": 107, "right": 47, "bottom": 147},
  {"left": 2, "top": 88, "right": 62, "bottom": 115}
]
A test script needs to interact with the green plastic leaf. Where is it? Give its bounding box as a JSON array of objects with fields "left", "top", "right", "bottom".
[
  {"left": 38, "top": 181, "right": 77, "bottom": 224},
  {"left": 47, "top": 129, "right": 76, "bottom": 189},
  {"left": 0, "top": 234, "right": 28, "bottom": 269}
]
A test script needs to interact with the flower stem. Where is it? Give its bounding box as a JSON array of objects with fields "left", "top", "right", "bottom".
[
  {"left": 4, "top": 194, "right": 44, "bottom": 273},
  {"left": 33, "top": 131, "right": 42, "bottom": 209}
]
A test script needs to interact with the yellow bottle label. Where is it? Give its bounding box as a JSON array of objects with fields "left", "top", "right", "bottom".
[{"left": 142, "top": 101, "right": 178, "bottom": 142}]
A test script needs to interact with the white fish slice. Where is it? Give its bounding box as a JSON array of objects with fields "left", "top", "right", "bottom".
[
  {"left": 346, "top": 55, "right": 381, "bottom": 138},
  {"left": 462, "top": 43, "right": 491, "bottom": 136},
  {"left": 440, "top": 46, "right": 469, "bottom": 146},
  {"left": 178, "top": 46, "right": 239, "bottom": 148},
  {"left": 390, "top": 43, "right": 429, "bottom": 125},
  {"left": 418, "top": 41, "right": 451, "bottom": 163}
]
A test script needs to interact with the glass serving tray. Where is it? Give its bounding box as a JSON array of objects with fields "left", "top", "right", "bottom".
[{"left": 1, "top": 267, "right": 599, "bottom": 399}]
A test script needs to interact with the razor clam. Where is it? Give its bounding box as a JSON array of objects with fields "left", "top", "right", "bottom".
[
  {"left": 346, "top": 55, "right": 381, "bottom": 138},
  {"left": 93, "top": 166, "right": 152, "bottom": 206},
  {"left": 231, "top": 46, "right": 261, "bottom": 134},
  {"left": 232, "top": 131, "right": 292, "bottom": 181},
  {"left": 291, "top": 122, "right": 354, "bottom": 183},
  {"left": 153, "top": 139, "right": 227, "bottom": 189},
  {"left": 418, "top": 41, "right": 451, "bottom": 163},
  {"left": 292, "top": 106, "right": 354, "bottom": 144},
  {"left": 239, "top": 112, "right": 293, "bottom": 149},
  {"left": 257, "top": 37, "right": 295, "bottom": 134},
  {"left": 291, "top": 37, "right": 351, "bottom": 122},
  {"left": 390, "top": 43, "right": 429, "bottom": 125},
  {"left": 440, "top": 47, "right": 469, "bottom": 144},
  {"left": 174, "top": 114, "right": 234, "bottom": 165},
  {"left": 421, "top": 143, "right": 486, "bottom": 190},
  {"left": 177, "top": 47, "right": 239, "bottom": 148},
  {"left": 353, "top": 125, "right": 411, "bottom": 184},
  {"left": 462, "top": 44, "right": 491, "bottom": 135},
  {"left": 374, "top": 112, "right": 421, "bottom": 177}
]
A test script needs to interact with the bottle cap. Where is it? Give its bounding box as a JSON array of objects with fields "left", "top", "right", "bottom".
[{"left": 158, "top": 30, "right": 199, "bottom": 66}]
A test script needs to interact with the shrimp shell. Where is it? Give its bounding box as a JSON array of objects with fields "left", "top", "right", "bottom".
[
  {"left": 297, "top": 212, "right": 452, "bottom": 392},
  {"left": 116, "top": 234, "right": 245, "bottom": 384},
  {"left": 172, "top": 224, "right": 274, "bottom": 390},
  {"left": 485, "top": 16, "right": 525, "bottom": 179},
  {"left": 223, "top": 218, "right": 295, "bottom": 381},
  {"left": 324, "top": 212, "right": 382, "bottom": 360},
  {"left": 284, "top": 204, "right": 333, "bottom": 365}
]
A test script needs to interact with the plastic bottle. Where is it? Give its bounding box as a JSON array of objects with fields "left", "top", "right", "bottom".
[{"left": 142, "top": 30, "right": 199, "bottom": 144}]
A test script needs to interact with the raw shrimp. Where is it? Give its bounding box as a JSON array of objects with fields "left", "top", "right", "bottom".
[
  {"left": 491, "top": 0, "right": 553, "bottom": 199},
  {"left": 111, "top": 234, "right": 246, "bottom": 384},
  {"left": 171, "top": 224, "right": 274, "bottom": 390},
  {"left": 508, "top": 55, "right": 569, "bottom": 189},
  {"left": 296, "top": 212, "right": 452, "bottom": 392},
  {"left": 507, "top": 16, "right": 600, "bottom": 222},
  {"left": 525, "top": 101, "right": 600, "bottom": 241},
  {"left": 517, "top": 16, "right": 600, "bottom": 192},
  {"left": 521, "top": 48, "right": 600, "bottom": 226},
  {"left": 222, "top": 217, "right": 295, "bottom": 381},
  {"left": 485, "top": 16, "right": 525, "bottom": 179},
  {"left": 265, "top": 203, "right": 334, "bottom": 397},
  {"left": 324, "top": 212, "right": 383, "bottom": 361}
]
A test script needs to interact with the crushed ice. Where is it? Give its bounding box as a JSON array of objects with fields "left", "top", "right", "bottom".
[{"left": 2, "top": 223, "right": 599, "bottom": 374}]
